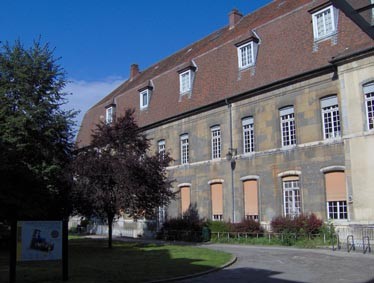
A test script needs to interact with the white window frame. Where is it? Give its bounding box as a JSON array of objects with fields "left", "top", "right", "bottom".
[
  {"left": 321, "top": 96, "right": 341, "bottom": 139},
  {"left": 364, "top": 82, "right": 374, "bottom": 131},
  {"left": 179, "top": 70, "right": 192, "bottom": 94},
  {"left": 211, "top": 126, "right": 221, "bottom": 160},
  {"left": 312, "top": 5, "right": 338, "bottom": 41},
  {"left": 280, "top": 107, "right": 296, "bottom": 147},
  {"left": 327, "top": 201, "right": 347, "bottom": 220},
  {"left": 180, "top": 134, "right": 189, "bottom": 164},
  {"left": 237, "top": 41, "right": 255, "bottom": 69},
  {"left": 212, "top": 214, "right": 223, "bottom": 221},
  {"left": 140, "top": 89, "right": 150, "bottom": 110},
  {"left": 158, "top": 140, "right": 165, "bottom": 158},
  {"left": 283, "top": 180, "right": 302, "bottom": 218},
  {"left": 245, "top": 215, "right": 259, "bottom": 221},
  {"left": 105, "top": 106, "right": 114, "bottom": 124},
  {"left": 242, "top": 117, "right": 254, "bottom": 153}
]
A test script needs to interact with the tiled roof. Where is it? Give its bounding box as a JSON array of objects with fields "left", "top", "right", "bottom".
[{"left": 77, "top": 0, "right": 374, "bottom": 147}]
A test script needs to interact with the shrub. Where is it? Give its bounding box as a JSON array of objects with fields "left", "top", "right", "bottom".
[
  {"left": 230, "top": 219, "right": 264, "bottom": 234},
  {"left": 271, "top": 213, "right": 323, "bottom": 236},
  {"left": 158, "top": 205, "right": 206, "bottom": 241},
  {"left": 206, "top": 220, "right": 231, "bottom": 233}
]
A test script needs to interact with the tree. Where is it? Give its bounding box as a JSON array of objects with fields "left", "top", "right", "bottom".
[
  {"left": 0, "top": 40, "right": 76, "bottom": 222},
  {"left": 72, "top": 109, "right": 174, "bottom": 248}
]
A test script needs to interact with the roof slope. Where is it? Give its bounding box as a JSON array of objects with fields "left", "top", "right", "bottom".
[{"left": 77, "top": 0, "right": 374, "bottom": 147}]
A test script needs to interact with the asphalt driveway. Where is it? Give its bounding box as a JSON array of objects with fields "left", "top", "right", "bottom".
[{"left": 178, "top": 244, "right": 374, "bottom": 283}]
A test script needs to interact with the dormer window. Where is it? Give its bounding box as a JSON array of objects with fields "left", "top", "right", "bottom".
[
  {"left": 105, "top": 104, "right": 115, "bottom": 124},
  {"left": 178, "top": 64, "right": 196, "bottom": 95},
  {"left": 138, "top": 85, "right": 153, "bottom": 110},
  {"left": 312, "top": 5, "right": 338, "bottom": 41},
  {"left": 179, "top": 70, "right": 192, "bottom": 94},
  {"left": 140, "top": 89, "right": 150, "bottom": 110},
  {"left": 236, "top": 37, "right": 259, "bottom": 70}
]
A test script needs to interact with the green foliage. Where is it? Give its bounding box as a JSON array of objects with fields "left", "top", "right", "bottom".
[
  {"left": 0, "top": 39, "right": 76, "bottom": 221},
  {"left": 206, "top": 220, "right": 231, "bottom": 233}
]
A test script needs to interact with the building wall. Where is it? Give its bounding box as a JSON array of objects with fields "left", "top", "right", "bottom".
[
  {"left": 339, "top": 56, "right": 374, "bottom": 224},
  {"left": 147, "top": 72, "right": 351, "bottom": 223}
]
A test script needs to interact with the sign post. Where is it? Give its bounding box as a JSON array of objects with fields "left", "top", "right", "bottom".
[{"left": 10, "top": 220, "right": 68, "bottom": 281}]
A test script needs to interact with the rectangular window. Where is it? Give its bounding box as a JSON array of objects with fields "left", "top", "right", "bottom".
[
  {"left": 327, "top": 201, "right": 347, "bottom": 220},
  {"left": 242, "top": 117, "right": 254, "bottom": 153},
  {"left": 237, "top": 42, "right": 255, "bottom": 69},
  {"left": 364, "top": 83, "right": 374, "bottom": 130},
  {"left": 211, "top": 126, "right": 221, "bottom": 159},
  {"left": 105, "top": 106, "right": 114, "bottom": 124},
  {"left": 140, "top": 89, "right": 149, "bottom": 109},
  {"left": 211, "top": 183, "right": 223, "bottom": 221},
  {"left": 321, "top": 96, "right": 341, "bottom": 139},
  {"left": 158, "top": 140, "right": 165, "bottom": 159},
  {"left": 312, "top": 6, "right": 338, "bottom": 40},
  {"left": 283, "top": 179, "right": 301, "bottom": 218},
  {"left": 280, "top": 107, "right": 296, "bottom": 147},
  {"left": 180, "top": 134, "right": 189, "bottom": 164},
  {"left": 179, "top": 70, "right": 192, "bottom": 94}
]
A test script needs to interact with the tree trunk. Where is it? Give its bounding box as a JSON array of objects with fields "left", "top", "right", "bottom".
[{"left": 108, "top": 215, "right": 113, "bottom": 248}]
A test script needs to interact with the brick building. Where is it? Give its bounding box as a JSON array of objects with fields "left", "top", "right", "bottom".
[{"left": 77, "top": 0, "right": 374, "bottom": 229}]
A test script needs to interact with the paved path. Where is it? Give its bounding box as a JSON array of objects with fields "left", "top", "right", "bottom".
[{"left": 178, "top": 244, "right": 374, "bottom": 283}]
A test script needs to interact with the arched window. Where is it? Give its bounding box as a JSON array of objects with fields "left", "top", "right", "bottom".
[
  {"left": 324, "top": 171, "right": 347, "bottom": 220},
  {"left": 243, "top": 179, "right": 258, "bottom": 221},
  {"left": 210, "top": 182, "right": 223, "bottom": 221},
  {"left": 282, "top": 175, "right": 301, "bottom": 218},
  {"left": 180, "top": 186, "right": 191, "bottom": 215}
]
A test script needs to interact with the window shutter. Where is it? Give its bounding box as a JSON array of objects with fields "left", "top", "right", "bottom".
[
  {"left": 211, "top": 183, "right": 223, "bottom": 215},
  {"left": 180, "top": 186, "right": 191, "bottom": 214},
  {"left": 243, "top": 180, "right": 258, "bottom": 216},
  {"left": 325, "top": 172, "right": 347, "bottom": 201}
]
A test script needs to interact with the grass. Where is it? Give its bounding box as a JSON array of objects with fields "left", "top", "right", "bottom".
[{"left": 0, "top": 239, "right": 232, "bottom": 283}]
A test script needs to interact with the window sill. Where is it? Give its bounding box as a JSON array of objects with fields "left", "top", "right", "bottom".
[
  {"left": 239, "top": 64, "right": 255, "bottom": 72},
  {"left": 313, "top": 31, "right": 337, "bottom": 43}
]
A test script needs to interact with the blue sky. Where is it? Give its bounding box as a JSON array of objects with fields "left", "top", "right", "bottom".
[{"left": 1, "top": 0, "right": 272, "bottom": 130}]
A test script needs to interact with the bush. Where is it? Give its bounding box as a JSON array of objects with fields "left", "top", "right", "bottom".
[
  {"left": 158, "top": 205, "right": 206, "bottom": 241},
  {"left": 206, "top": 220, "right": 231, "bottom": 233},
  {"left": 230, "top": 219, "right": 264, "bottom": 234},
  {"left": 271, "top": 213, "right": 323, "bottom": 236}
]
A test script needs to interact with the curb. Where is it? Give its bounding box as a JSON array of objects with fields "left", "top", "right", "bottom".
[{"left": 147, "top": 255, "right": 238, "bottom": 283}]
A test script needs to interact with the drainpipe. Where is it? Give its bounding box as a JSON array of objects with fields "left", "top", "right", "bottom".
[{"left": 226, "top": 99, "right": 236, "bottom": 223}]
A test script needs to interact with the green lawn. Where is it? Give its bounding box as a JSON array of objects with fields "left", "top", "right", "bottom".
[{"left": 0, "top": 239, "right": 232, "bottom": 283}]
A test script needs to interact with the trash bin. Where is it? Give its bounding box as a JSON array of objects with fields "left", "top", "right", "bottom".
[{"left": 202, "top": 227, "right": 211, "bottom": 242}]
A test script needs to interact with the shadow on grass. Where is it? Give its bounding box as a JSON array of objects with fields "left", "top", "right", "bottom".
[{"left": 0, "top": 239, "right": 231, "bottom": 283}]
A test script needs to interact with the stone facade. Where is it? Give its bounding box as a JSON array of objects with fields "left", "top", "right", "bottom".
[{"left": 77, "top": 0, "right": 374, "bottom": 228}]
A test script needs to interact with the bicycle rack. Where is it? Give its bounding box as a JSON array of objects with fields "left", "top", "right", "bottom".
[
  {"left": 347, "top": 235, "right": 355, "bottom": 252},
  {"left": 363, "top": 236, "right": 371, "bottom": 254},
  {"left": 331, "top": 234, "right": 341, "bottom": 251}
]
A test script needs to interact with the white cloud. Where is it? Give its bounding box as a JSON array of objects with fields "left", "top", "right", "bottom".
[{"left": 63, "top": 76, "right": 125, "bottom": 132}]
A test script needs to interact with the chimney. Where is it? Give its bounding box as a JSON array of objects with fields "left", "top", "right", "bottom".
[
  {"left": 229, "top": 9, "right": 243, "bottom": 29},
  {"left": 130, "top": 64, "right": 140, "bottom": 80}
]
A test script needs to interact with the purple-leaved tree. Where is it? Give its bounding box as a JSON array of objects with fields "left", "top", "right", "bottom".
[{"left": 72, "top": 109, "right": 174, "bottom": 248}]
